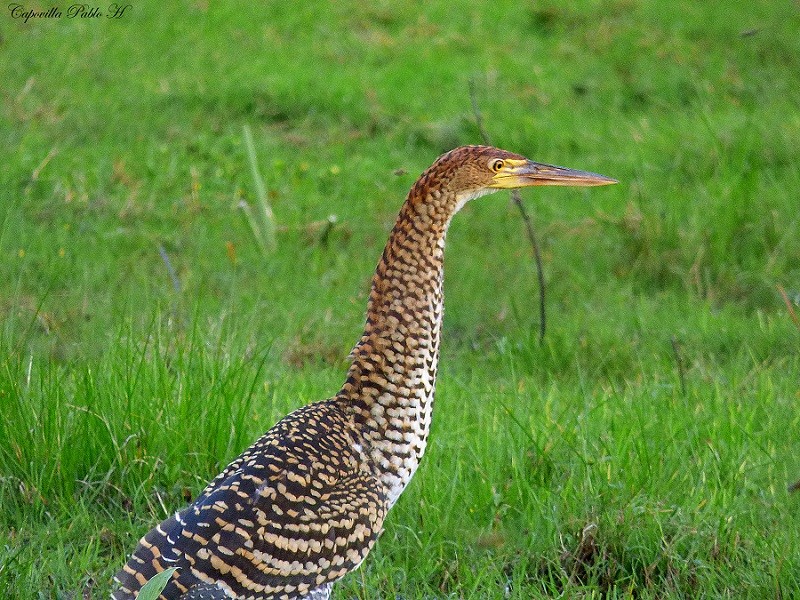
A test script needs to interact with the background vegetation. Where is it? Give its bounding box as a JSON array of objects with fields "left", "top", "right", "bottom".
[{"left": 2, "top": 1, "right": 799, "bottom": 597}]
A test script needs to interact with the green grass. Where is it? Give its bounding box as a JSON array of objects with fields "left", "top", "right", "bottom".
[{"left": 2, "top": 0, "right": 800, "bottom": 597}]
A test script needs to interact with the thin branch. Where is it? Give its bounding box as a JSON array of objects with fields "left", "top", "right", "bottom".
[
  {"left": 512, "top": 189, "right": 546, "bottom": 343},
  {"left": 468, "top": 79, "right": 490, "bottom": 143},
  {"left": 670, "top": 335, "right": 687, "bottom": 397},
  {"left": 25, "top": 146, "right": 59, "bottom": 194},
  {"left": 777, "top": 285, "right": 800, "bottom": 332},
  {"left": 468, "top": 80, "right": 547, "bottom": 343},
  {"left": 158, "top": 244, "right": 181, "bottom": 293}
]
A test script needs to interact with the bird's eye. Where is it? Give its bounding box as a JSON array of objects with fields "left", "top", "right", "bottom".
[{"left": 490, "top": 159, "right": 505, "bottom": 172}]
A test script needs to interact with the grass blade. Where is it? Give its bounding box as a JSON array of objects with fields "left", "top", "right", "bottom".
[
  {"left": 137, "top": 568, "right": 178, "bottom": 600},
  {"left": 241, "top": 124, "right": 277, "bottom": 255}
]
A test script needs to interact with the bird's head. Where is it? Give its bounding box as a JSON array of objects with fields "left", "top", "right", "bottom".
[{"left": 414, "top": 145, "right": 617, "bottom": 217}]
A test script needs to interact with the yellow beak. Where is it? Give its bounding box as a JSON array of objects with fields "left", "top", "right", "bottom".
[{"left": 490, "top": 159, "right": 618, "bottom": 189}]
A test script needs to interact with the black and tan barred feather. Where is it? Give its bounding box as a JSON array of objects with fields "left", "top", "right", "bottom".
[{"left": 114, "top": 402, "right": 386, "bottom": 599}]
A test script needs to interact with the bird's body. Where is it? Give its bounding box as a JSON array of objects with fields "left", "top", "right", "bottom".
[{"left": 114, "top": 146, "right": 615, "bottom": 599}]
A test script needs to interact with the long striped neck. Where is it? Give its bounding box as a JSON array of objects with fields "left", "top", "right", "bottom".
[{"left": 339, "top": 181, "right": 458, "bottom": 507}]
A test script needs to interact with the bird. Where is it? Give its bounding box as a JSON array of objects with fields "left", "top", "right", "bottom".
[{"left": 113, "top": 145, "right": 616, "bottom": 599}]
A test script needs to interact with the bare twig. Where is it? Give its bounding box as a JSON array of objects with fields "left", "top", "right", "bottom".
[
  {"left": 31, "top": 146, "right": 58, "bottom": 181},
  {"left": 670, "top": 335, "right": 687, "bottom": 397},
  {"left": 777, "top": 285, "right": 800, "bottom": 332},
  {"left": 468, "top": 80, "right": 547, "bottom": 343},
  {"left": 512, "top": 189, "right": 547, "bottom": 343},
  {"left": 468, "top": 79, "right": 490, "bottom": 143},
  {"left": 157, "top": 244, "right": 181, "bottom": 293}
]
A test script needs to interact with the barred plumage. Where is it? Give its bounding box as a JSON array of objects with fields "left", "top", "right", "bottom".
[{"left": 113, "top": 146, "right": 615, "bottom": 599}]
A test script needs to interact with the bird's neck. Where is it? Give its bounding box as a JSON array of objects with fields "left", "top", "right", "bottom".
[{"left": 339, "top": 191, "right": 455, "bottom": 507}]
